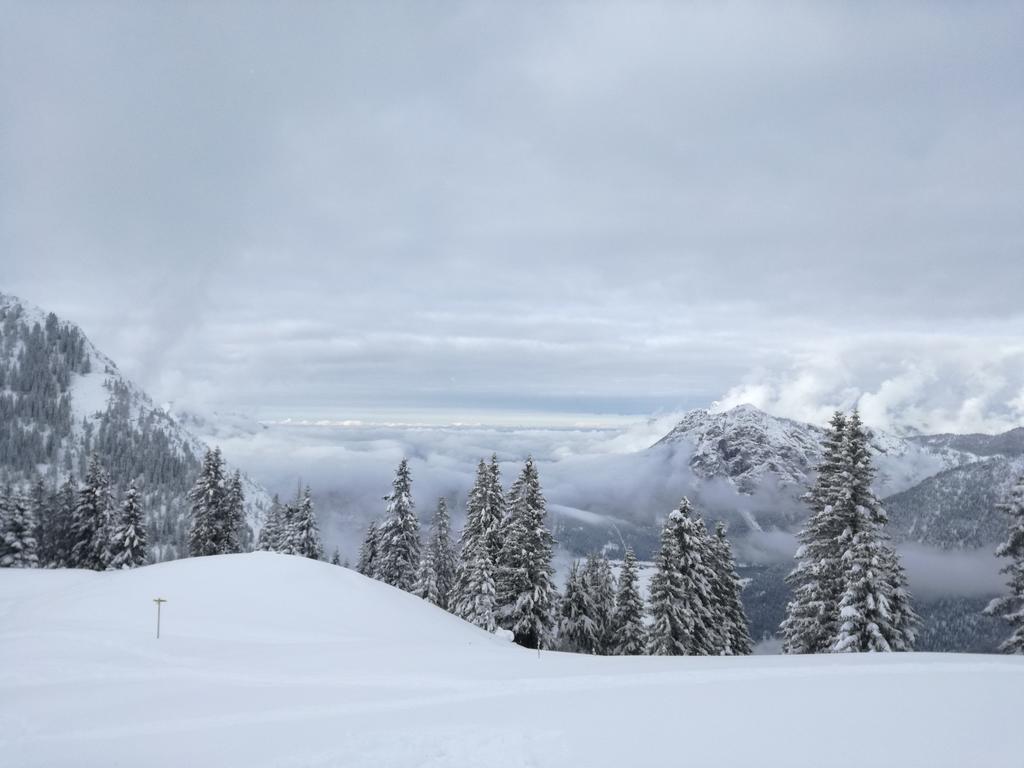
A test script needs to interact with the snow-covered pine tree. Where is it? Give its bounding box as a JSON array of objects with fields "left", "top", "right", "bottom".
[
  {"left": 29, "top": 478, "right": 58, "bottom": 567},
  {"left": 219, "top": 470, "right": 246, "bottom": 554},
  {"left": 708, "top": 521, "right": 752, "bottom": 655},
  {"left": 47, "top": 477, "right": 77, "bottom": 567},
  {"left": 107, "top": 481, "right": 147, "bottom": 569},
  {"left": 882, "top": 544, "right": 919, "bottom": 652},
  {"left": 0, "top": 487, "right": 39, "bottom": 567},
  {"left": 831, "top": 411, "right": 916, "bottom": 653},
  {"left": 187, "top": 448, "right": 226, "bottom": 557},
  {"left": 581, "top": 553, "right": 616, "bottom": 654},
  {"left": 496, "top": 458, "right": 557, "bottom": 649},
  {"left": 558, "top": 560, "right": 599, "bottom": 653},
  {"left": 610, "top": 547, "right": 647, "bottom": 655},
  {"left": 647, "top": 519, "right": 686, "bottom": 655},
  {"left": 357, "top": 519, "right": 381, "bottom": 578},
  {"left": 781, "top": 411, "right": 847, "bottom": 654},
  {"left": 482, "top": 454, "right": 507, "bottom": 562},
  {"left": 454, "top": 534, "right": 498, "bottom": 632},
  {"left": 451, "top": 458, "right": 505, "bottom": 627},
  {"left": 668, "top": 500, "right": 719, "bottom": 655},
  {"left": 281, "top": 487, "right": 323, "bottom": 560},
  {"left": 375, "top": 460, "right": 420, "bottom": 589},
  {"left": 70, "top": 454, "right": 113, "bottom": 570},
  {"left": 986, "top": 470, "right": 1024, "bottom": 654},
  {"left": 330, "top": 548, "right": 342, "bottom": 566},
  {"left": 257, "top": 494, "right": 284, "bottom": 552},
  {"left": 414, "top": 497, "right": 457, "bottom": 610}
]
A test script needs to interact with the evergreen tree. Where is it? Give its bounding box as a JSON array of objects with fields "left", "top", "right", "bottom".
[
  {"left": 496, "top": 458, "right": 557, "bottom": 648},
  {"left": 647, "top": 500, "right": 719, "bottom": 656},
  {"left": 708, "top": 522, "right": 752, "bottom": 655},
  {"left": 451, "top": 458, "right": 505, "bottom": 628},
  {"left": 831, "top": 411, "right": 917, "bottom": 653},
  {"left": 647, "top": 518, "right": 687, "bottom": 655},
  {"left": 0, "top": 488, "right": 39, "bottom": 567},
  {"left": 581, "top": 553, "right": 616, "bottom": 655},
  {"left": 258, "top": 494, "right": 285, "bottom": 552},
  {"left": 881, "top": 545, "right": 918, "bottom": 652},
  {"left": 45, "top": 477, "right": 77, "bottom": 567},
  {"left": 29, "top": 478, "right": 57, "bottom": 567},
  {"left": 558, "top": 560, "right": 599, "bottom": 652},
  {"left": 781, "top": 411, "right": 848, "bottom": 653},
  {"left": 668, "top": 499, "right": 719, "bottom": 655},
  {"left": 414, "top": 497, "right": 457, "bottom": 610},
  {"left": 107, "top": 481, "right": 148, "bottom": 569},
  {"left": 453, "top": 534, "right": 497, "bottom": 632},
  {"left": 187, "top": 448, "right": 226, "bottom": 557},
  {"left": 220, "top": 470, "right": 246, "bottom": 554},
  {"left": 986, "top": 471, "right": 1024, "bottom": 654},
  {"left": 280, "top": 487, "right": 323, "bottom": 559},
  {"left": 357, "top": 520, "right": 381, "bottom": 578},
  {"left": 330, "top": 548, "right": 342, "bottom": 566},
  {"left": 70, "top": 454, "right": 113, "bottom": 570},
  {"left": 610, "top": 547, "right": 647, "bottom": 655},
  {"left": 375, "top": 459, "right": 420, "bottom": 590}
]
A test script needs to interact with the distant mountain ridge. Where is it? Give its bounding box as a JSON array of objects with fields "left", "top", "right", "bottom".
[
  {"left": 0, "top": 292, "right": 270, "bottom": 560},
  {"left": 651, "top": 403, "right": 982, "bottom": 499}
]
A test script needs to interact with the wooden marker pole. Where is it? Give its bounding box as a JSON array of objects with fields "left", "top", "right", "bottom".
[{"left": 153, "top": 597, "right": 167, "bottom": 639}]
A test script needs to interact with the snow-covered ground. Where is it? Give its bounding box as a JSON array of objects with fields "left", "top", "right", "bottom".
[{"left": 1, "top": 555, "right": 1020, "bottom": 767}]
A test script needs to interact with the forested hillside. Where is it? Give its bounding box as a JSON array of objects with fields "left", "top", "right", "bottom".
[{"left": 0, "top": 293, "right": 268, "bottom": 560}]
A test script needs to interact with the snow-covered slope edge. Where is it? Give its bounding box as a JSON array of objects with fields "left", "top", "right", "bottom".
[{"left": 0, "top": 553, "right": 1020, "bottom": 768}]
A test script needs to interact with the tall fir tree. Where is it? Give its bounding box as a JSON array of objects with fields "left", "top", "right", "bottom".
[
  {"left": 454, "top": 534, "right": 498, "bottom": 632},
  {"left": 558, "top": 560, "right": 599, "bottom": 652},
  {"left": 220, "top": 470, "right": 246, "bottom": 554},
  {"left": 0, "top": 488, "right": 39, "bottom": 568},
  {"left": 357, "top": 519, "right": 382, "bottom": 578},
  {"left": 708, "top": 522, "right": 752, "bottom": 655},
  {"left": 281, "top": 486, "right": 323, "bottom": 560},
  {"left": 581, "top": 553, "right": 617, "bottom": 655},
  {"left": 107, "top": 481, "right": 148, "bottom": 569},
  {"left": 647, "top": 518, "right": 687, "bottom": 655},
  {"left": 496, "top": 458, "right": 557, "bottom": 649},
  {"left": 831, "top": 411, "right": 917, "bottom": 653},
  {"left": 414, "top": 497, "right": 457, "bottom": 610},
  {"left": 258, "top": 494, "right": 285, "bottom": 552},
  {"left": 986, "top": 471, "right": 1024, "bottom": 654},
  {"left": 666, "top": 499, "right": 719, "bottom": 655},
  {"left": 187, "top": 448, "right": 226, "bottom": 557},
  {"left": 45, "top": 477, "right": 77, "bottom": 568},
  {"left": 610, "top": 547, "right": 647, "bottom": 655},
  {"left": 781, "top": 411, "right": 848, "bottom": 653},
  {"left": 451, "top": 458, "right": 505, "bottom": 629},
  {"left": 70, "top": 454, "right": 113, "bottom": 570},
  {"left": 375, "top": 459, "right": 420, "bottom": 590}
]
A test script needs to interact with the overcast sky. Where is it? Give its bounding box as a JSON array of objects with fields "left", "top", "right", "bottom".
[{"left": 2, "top": 3, "right": 1022, "bottom": 433}]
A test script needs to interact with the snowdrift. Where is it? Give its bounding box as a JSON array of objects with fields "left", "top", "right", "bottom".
[{"left": 1, "top": 553, "right": 1021, "bottom": 767}]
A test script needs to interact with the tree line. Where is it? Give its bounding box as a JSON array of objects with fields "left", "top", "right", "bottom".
[{"left": 357, "top": 455, "right": 753, "bottom": 655}]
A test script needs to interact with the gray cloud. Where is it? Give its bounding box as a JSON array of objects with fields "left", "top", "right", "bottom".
[{"left": 2, "top": 3, "right": 1023, "bottom": 430}]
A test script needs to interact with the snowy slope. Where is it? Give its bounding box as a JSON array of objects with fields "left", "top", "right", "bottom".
[{"left": 1, "top": 554, "right": 1021, "bottom": 768}]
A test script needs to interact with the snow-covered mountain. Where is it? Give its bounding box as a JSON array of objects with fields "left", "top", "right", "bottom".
[
  {"left": 0, "top": 292, "right": 270, "bottom": 558},
  {"left": 887, "top": 455, "right": 1024, "bottom": 549},
  {"left": 651, "top": 404, "right": 980, "bottom": 499}
]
